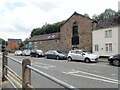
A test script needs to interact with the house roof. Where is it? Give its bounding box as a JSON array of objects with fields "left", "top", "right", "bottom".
[
  {"left": 94, "top": 17, "right": 120, "bottom": 30},
  {"left": 61, "top": 12, "right": 97, "bottom": 28},
  {"left": 8, "top": 39, "right": 22, "bottom": 43},
  {"left": 29, "top": 32, "right": 60, "bottom": 42}
]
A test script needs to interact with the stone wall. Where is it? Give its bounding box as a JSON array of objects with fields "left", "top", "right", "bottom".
[
  {"left": 29, "top": 13, "right": 94, "bottom": 53},
  {"left": 30, "top": 39, "right": 60, "bottom": 52},
  {"left": 60, "top": 13, "right": 93, "bottom": 53}
]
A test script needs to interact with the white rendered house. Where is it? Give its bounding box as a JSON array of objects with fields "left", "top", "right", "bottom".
[{"left": 92, "top": 17, "right": 120, "bottom": 56}]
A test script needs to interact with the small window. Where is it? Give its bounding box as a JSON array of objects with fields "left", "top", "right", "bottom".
[
  {"left": 105, "top": 30, "right": 112, "bottom": 38},
  {"left": 95, "top": 45, "right": 99, "bottom": 51},
  {"left": 105, "top": 43, "right": 112, "bottom": 52},
  {"left": 40, "top": 41, "right": 42, "bottom": 44},
  {"left": 55, "top": 40, "right": 59, "bottom": 43},
  {"left": 109, "top": 43, "right": 112, "bottom": 52},
  {"left": 34, "top": 42, "right": 37, "bottom": 44}
]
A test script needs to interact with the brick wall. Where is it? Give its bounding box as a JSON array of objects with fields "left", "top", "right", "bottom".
[{"left": 8, "top": 40, "right": 20, "bottom": 53}]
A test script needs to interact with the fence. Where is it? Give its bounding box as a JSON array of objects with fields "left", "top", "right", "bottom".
[{"left": 2, "top": 51, "right": 79, "bottom": 90}]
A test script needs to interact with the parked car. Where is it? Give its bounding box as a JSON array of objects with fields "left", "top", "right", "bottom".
[
  {"left": 30, "top": 50, "right": 44, "bottom": 57},
  {"left": 14, "top": 50, "right": 22, "bottom": 56},
  {"left": 44, "top": 50, "right": 67, "bottom": 60},
  {"left": 108, "top": 54, "right": 120, "bottom": 66},
  {"left": 67, "top": 50, "right": 99, "bottom": 63},
  {"left": 22, "top": 50, "right": 31, "bottom": 56}
]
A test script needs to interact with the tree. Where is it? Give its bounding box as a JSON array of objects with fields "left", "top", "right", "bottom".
[
  {"left": 84, "top": 13, "right": 89, "bottom": 18},
  {"left": 92, "top": 8, "right": 118, "bottom": 21},
  {"left": 20, "top": 38, "right": 29, "bottom": 48},
  {"left": 30, "top": 20, "right": 66, "bottom": 37}
]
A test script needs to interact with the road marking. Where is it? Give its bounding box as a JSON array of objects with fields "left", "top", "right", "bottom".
[
  {"left": 7, "top": 74, "right": 22, "bottom": 88},
  {"left": 0, "top": 68, "right": 22, "bottom": 88},
  {"left": 62, "top": 69, "right": 119, "bottom": 84},
  {"left": 32, "top": 62, "right": 56, "bottom": 69},
  {"left": 72, "top": 69, "right": 118, "bottom": 82},
  {"left": 33, "top": 64, "right": 49, "bottom": 69}
]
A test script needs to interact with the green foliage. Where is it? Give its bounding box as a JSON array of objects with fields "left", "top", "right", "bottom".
[
  {"left": 31, "top": 20, "right": 66, "bottom": 37},
  {"left": 20, "top": 38, "right": 29, "bottom": 48},
  {"left": 0, "top": 38, "right": 6, "bottom": 45},
  {"left": 92, "top": 8, "right": 118, "bottom": 21},
  {"left": 84, "top": 13, "right": 90, "bottom": 18}
]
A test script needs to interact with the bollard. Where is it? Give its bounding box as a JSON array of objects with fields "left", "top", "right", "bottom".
[
  {"left": 2, "top": 51, "right": 8, "bottom": 82},
  {"left": 22, "top": 59, "right": 31, "bottom": 90}
]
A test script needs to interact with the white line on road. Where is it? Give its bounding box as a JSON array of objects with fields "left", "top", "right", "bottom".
[
  {"left": 62, "top": 69, "right": 119, "bottom": 84},
  {"left": 33, "top": 64, "right": 49, "bottom": 69},
  {"left": 72, "top": 69, "right": 119, "bottom": 82},
  {"left": 32, "top": 62, "right": 56, "bottom": 69}
]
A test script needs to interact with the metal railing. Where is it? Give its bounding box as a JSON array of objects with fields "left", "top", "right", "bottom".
[{"left": 2, "top": 51, "right": 79, "bottom": 90}]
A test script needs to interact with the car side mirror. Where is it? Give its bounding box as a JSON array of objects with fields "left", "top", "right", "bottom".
[{"left": 82, "top": 53, "right": 85, "bottom": 56}]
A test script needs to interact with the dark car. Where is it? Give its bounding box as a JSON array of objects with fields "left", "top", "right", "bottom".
[
  {"left": 30, "top": 50, "right": 44, "bottom": 57},
  {"left": 108, "top": 54, "right": 120, "bottom": 66},
  {"left": 44, "top": 50, "right": 67, "bottom": 60}
]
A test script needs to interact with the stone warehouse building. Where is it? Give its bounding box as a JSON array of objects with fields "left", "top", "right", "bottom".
[
  {"left": 29, "top": 32, "right": 60, "bottom": 52},
  {"left": 29, "top": 12, "right": 96, "bottom": 53}
]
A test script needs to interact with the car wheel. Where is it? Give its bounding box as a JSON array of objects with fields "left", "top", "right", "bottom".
[
  {"left": 45, "top": 56, "right": 48, "bottom": 59},
  {"left": 85, "top": 58, "right": 90, "bottom": 63},
  {"left": 36, "top": 55, "right": 39, "bottom": 58},
  {"left": 56, "top": 56, "right": 60, "bottom": 60},
  {"left": 67, "top": 57, "right": 72, "bottom": 61},
  {"left": 113, "top": 60, "right": 120, "bottom": 66}
]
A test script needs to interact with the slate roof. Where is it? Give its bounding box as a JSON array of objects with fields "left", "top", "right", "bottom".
[
  {"left": 29, "top": 32, "right": 60, "bottom": 42},
  {"left": 61, "top": 12, "right": 96, "bottom": 28},
  {"left": 94, "top": 17, "right": 120, "bottom": 30}
]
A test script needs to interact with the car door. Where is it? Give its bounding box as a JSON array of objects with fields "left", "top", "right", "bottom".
[
  {"left": 118, "top": 54, "right": 120, "bottom": 60},
  {"left": 71, "top": 50, "right": 79, "bottom": 60},
  {"left": 47, "top": 51, "right": 52, "bottom": 58},
  {"left": 76, "top": 51, "right": 85, "bottom": 61},
  {"left": 51, "top": 51, "right": 57, "bottom": 59}
]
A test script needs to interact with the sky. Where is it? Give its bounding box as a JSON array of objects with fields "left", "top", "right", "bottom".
[{"left": 0, "top": 0, "right": 119, "bottom": 41}]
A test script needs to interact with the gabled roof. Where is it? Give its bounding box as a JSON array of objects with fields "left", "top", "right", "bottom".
[
  {"left": 29, "top": 32, "right": 60, "bottom": 42},
  {"left": 61, "top": 12, "right": 96, "bottom": 28},
  {"left": 94, "top": 17, "right": 120, "bottom": 30}
]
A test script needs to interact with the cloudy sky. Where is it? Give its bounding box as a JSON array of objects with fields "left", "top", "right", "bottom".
[{"left": 0, "top": 0, "right": 119, "bottom": 41}]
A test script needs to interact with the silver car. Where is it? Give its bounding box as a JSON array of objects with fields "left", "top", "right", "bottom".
[
  {"left": 67, "top": 50, "right": 99, "bottom": 63},
  {"left": 14, "top": 50, "right": 22, "bottom": 56},
  {"left": 22, "top": 50, "right": 31, "bottom": 56}
]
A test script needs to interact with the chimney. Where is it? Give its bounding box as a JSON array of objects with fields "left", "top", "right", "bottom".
[{"left": 118, "top": 1, "right": 120, "bottom": 12}]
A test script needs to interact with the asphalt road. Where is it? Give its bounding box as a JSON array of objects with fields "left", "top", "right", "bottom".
[{"left": 0, "top": 53, "right": 119, "bottom": 89}]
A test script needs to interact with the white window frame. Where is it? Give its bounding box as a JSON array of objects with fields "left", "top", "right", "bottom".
[
  {"left": 94, "top": 45, "right": 99, "bottom": 52},
  {"left": 105, "top": 30, "right": 112, "bottom": 38},
  {"left": 105, "top": 43, "right": 112, "bottom": 52}
]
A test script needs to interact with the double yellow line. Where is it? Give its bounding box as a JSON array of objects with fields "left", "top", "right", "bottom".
[{"left": 0, "top": 67, "right": 22, "bottom": 88}]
